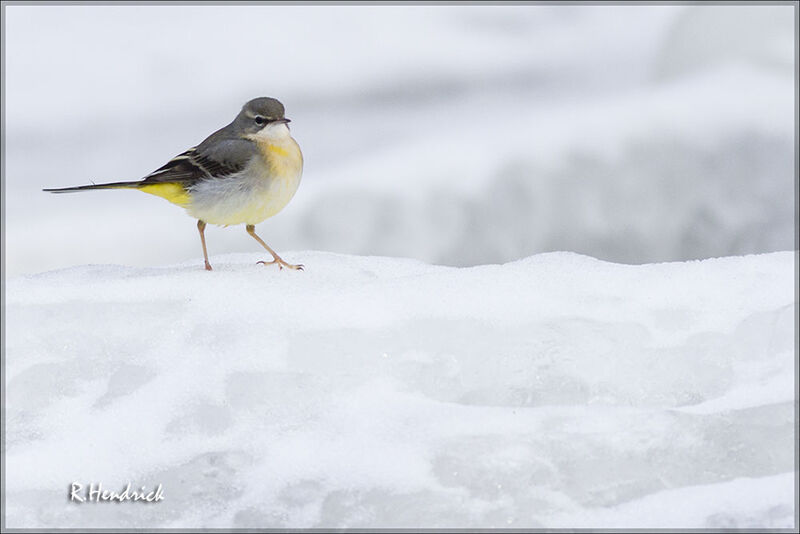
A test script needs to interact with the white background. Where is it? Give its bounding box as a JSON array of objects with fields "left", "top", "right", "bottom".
[{"left": 5, "top": 5, "right": 795, "bottom": 275}]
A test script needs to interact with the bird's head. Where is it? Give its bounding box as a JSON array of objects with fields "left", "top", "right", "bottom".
[{"left": 236, "top": 97, "right": 291, "bottom": 138}]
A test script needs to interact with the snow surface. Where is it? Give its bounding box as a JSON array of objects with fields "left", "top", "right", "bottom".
[
  {"left": 5, "top": 251, "right": 796, "bottom": 529},
  {"left": 5, "top": 5, "right": 796, "bottom": 275}
]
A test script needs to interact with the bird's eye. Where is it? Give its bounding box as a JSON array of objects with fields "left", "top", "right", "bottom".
[{"left": 254, "top": 116, "right": 266, "bottom": 125}]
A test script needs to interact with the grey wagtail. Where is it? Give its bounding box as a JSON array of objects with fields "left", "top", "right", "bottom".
[{"left": 44, "top": 97, "right": 304, "bottom": 271}]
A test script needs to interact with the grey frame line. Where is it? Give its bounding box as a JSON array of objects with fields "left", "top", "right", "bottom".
[
  {"left": 0, "top": 1, "right": 797, "bottom": 532},
  {"left": 1, "top": 1, "right": 799, "bottom": 6}
]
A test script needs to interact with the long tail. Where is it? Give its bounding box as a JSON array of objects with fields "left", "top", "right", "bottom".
[{"left": 43, "top": 181, "right": 142, "bottom": 193}]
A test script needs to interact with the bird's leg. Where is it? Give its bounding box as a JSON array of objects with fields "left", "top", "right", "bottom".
[
  {"left": 246, "top": 224, "right": 303, "bottom": 271},
  {"left": 197, "top": 220, "right": 213, "bottom": 271}
]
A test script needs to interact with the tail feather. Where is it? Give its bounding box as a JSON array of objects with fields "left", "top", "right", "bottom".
[{"left": 43, "top": 181, "right": 142, "bottom": 193}]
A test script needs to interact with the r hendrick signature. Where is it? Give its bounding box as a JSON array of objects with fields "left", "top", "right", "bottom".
[{"left": 69, "top": 482, "right": 164, "bottom": 503}]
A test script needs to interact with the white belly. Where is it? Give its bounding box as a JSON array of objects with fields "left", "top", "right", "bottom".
[{"left": 187, "top": 168, "right": 301, "bottom": 226}]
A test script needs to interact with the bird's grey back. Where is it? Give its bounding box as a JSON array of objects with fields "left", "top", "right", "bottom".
[{"left": 139, "top": 97, "right": 287, "bottom": 185}]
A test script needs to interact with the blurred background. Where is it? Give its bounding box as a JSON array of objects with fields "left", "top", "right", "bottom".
[{"left": 4, "top": 5, "right": 795, "bottom": 276}]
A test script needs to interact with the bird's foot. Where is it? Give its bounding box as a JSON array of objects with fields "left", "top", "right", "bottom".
[
  {"left": 257, "top": 257, "right": 304, "bottom": 271},
  {"left": 204, "top": 262, "right": 213, "bottom": 271}
]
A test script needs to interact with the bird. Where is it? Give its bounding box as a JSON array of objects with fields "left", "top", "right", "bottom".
[{"left": 44, "top": 97, "right": 304, "bottom": 272}]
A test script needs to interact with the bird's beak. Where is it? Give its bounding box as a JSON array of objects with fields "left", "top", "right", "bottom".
[{"left": 276, "top": 118, "right": 291, "bottom": 124}]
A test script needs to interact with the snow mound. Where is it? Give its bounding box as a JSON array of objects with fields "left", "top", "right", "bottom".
[{"left": 5, "top": 251, "right": 796, "bottom": 528}]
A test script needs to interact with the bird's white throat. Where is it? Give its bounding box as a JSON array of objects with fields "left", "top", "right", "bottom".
[{"left": 252, "top": 122, "right": 292, "bottom": 142}]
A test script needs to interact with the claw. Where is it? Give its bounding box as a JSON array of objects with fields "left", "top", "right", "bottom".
[{"left": 256, "top": 258, "right": 303, "bottom": 271}]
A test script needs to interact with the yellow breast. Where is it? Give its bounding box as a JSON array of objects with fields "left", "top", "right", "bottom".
[{"left": 257, "top": 137, "right": 303, "bottom": 178}]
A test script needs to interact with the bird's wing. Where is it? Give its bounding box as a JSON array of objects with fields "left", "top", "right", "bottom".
[{"left": 141, "top": 138, "right": 256, "bottom": 186}]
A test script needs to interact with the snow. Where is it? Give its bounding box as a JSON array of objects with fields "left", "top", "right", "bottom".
[{"left": 5, "top": 251, "right": 796, "bottom": 529}]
